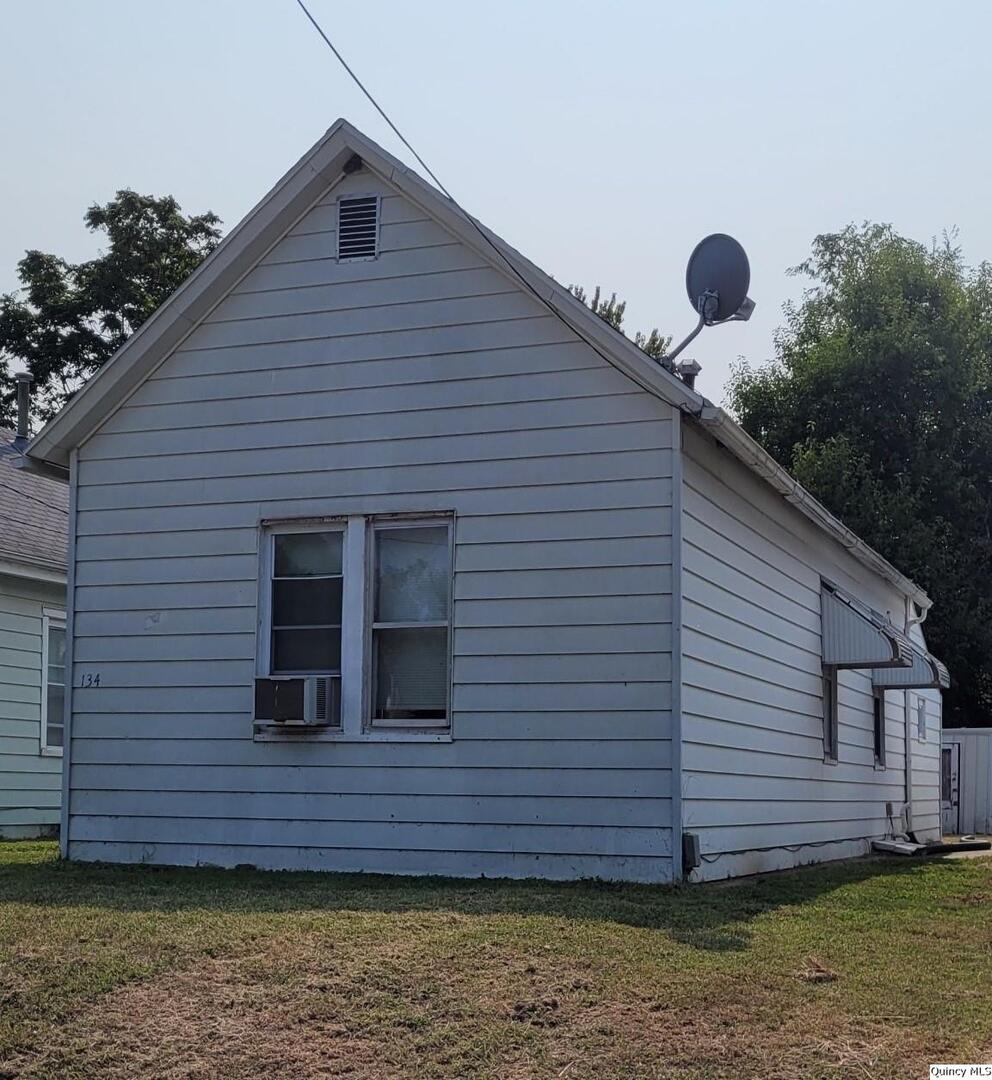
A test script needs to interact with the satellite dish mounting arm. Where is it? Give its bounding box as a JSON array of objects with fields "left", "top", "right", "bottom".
[{"left": 662, "top": 290, "right": 721, "bottom": 368}]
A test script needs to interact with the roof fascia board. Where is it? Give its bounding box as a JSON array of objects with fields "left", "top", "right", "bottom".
[
  {"left": 0, "top": 558, "right": 66, "bottom": 586},
  {"left": 27, "top": 115, "right": 699, "bottom": 464},
  {"left": 26, "top": 122, "right": 361, "bottom": 469},
  {"left": 698, "top": 405, "right": 931, "bottom": 609}
]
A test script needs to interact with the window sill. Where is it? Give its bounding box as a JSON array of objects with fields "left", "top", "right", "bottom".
[
  {"left": 40, "top": 747, "right": 63, "bottom": 758},
  {"left": 253, "top": 723, "right": 452, "bottom": 744}
]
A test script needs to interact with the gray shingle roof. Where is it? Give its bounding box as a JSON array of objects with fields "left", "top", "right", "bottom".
[{"left": 0, "top": 429, "right": 67, "bottom": 576}]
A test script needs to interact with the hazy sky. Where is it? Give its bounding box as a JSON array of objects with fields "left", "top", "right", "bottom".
[{"left": 2, "top": 1, "right": 989, "bottom": 402}]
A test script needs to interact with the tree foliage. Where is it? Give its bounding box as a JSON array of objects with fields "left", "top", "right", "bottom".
[
  {"left": 728, "top": 223, "right": 992, "bottom": 725},
  {"left": 0, "top": 191, "right": 222, "bottom": 424},
  {"left": 569, "top": 285, "right": 670, "bottom": 359}
]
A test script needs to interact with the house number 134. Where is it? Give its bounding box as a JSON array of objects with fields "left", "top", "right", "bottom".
[{"left": 79, "top": 673, "right": 101, "bottom": 687}]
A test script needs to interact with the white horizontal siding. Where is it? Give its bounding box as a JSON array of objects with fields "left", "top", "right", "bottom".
[
  {"left": 680, "top": 425, "right": 937, "bottom": 880},
  {"left": 68, "top": 167, "right": 676, "bottom": 882},
  {"left": 0, "top": 575, "right": 64, "bottom": 837}
]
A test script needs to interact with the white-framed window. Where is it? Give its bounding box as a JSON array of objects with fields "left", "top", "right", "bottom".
[
  {"left": 257, "top": 514, "right": 452, "bottom": 734},
  {"left": 823, "top": 667, "right": 839, "bottom": 763},
  {"left": 917, "top": 694, "right": 927, "bottom": 741},
  {"left": 41, "top": 608, "right": 66, "bottom": 756},
  {"left": 370, "top": 521, "right": 452, "bottom": 727}
]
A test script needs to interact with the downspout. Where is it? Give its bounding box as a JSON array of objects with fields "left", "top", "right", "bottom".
[
  {"left": 902, "top": 597, "right": 928, "bottom": 840},
  {"left": 669, "top": 408, "right": 685, "bottom": 882}
]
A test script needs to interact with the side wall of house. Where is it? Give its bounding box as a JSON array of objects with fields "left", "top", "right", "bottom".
[
  {"left": 0, "top": 574, "right": 64, "bottom": 838},
  {"left": 63, "top": 170, "right": 678, "bottom": 882},
  {"left": 942, "top": 729, "right": 992, "bottom": 835},
  {"left": 680, "top": 424, "right": 941, "bottom": 881}
]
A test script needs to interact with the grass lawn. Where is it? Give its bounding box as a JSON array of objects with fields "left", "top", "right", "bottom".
[{"left": 1, "top": 843, "right": 991, "bottom": 1078}]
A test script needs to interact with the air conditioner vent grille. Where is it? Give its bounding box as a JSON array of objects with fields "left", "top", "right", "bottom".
[
  {"left": 337, "top": 196, "right": 379, "bottom": 260},
  {"left": 315, "top": 677, "right": 329, "bottom": 722}
]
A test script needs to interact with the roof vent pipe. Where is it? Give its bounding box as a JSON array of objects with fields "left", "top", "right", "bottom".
[
  {"left": 13, "top": 372, "right": 32, "bottom": 449},
  {"left": 676, "top": 358, "right": 701, "bottom": 390}
]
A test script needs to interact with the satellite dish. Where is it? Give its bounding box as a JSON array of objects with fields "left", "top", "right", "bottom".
[
  {"left": 661, "top": 232, "right": 756, "bottom": 375},
  {"left": 685, "top": 233, "right": 751, "bottom": 324}
]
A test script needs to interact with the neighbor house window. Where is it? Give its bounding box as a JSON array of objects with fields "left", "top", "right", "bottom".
[
  {"left": 371, "top": 522, "right": 451, "bottom": 726},
  {"left": 41, "top": 610, "right": 66, "bottom": 755},
  {"left": 823, "top": 668, "right": 839, "bottom": 763},
  {"left": 872, "top": 688, "right": 886, "bottom": 767},
  {"left": 257, "top": 515, "right": 452, "bottom": 734},
  {"left": 917, "top": 695, "right": 927, "bottom": 741}
]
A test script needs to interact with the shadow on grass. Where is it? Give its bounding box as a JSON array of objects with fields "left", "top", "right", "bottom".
[{"left": 0, "top": 841, "right": 954, "bottom": 954}]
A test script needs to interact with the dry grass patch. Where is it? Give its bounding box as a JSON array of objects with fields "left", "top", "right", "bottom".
[{"left": 1, "top": 843, "right": 991, "bottom": 1078}]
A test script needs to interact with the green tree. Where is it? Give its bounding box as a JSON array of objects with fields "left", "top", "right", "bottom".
[
  {"left": 0, "top": 191, "right": 222, "bottom": 424},
  {"left": 569, "top": 285, "right": 670, "bottom": 359},
  {"left": 728, "top": 223, "right": 992, "bottom": 725}
]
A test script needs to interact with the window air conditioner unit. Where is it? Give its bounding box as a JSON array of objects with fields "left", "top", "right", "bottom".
[{"left": 253, "top": 676, "right": 339, "bottom": 726}]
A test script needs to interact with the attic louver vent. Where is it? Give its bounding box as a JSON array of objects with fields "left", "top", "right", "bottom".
[{"left": 337, "top": 196, "right": 379, "bottom": 260}]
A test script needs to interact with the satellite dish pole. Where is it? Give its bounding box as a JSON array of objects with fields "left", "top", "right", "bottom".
[{"left": 661, "top": 233, "right": 755, "bottom": 384}]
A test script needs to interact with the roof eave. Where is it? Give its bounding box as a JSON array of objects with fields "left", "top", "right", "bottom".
[
  {"left": 21, "top": 119, "right": 928, "bottom": 610},
  {"left": 26, "top": 119, "right": 367, "bottom": 469},
  {"left": 0, "top": 557, "right": 66, "bottom": 586},
  {"left": 335, "top": 125, "right": 703, "bottom": 413},
  {"left": 697, "top": 405, "right": 931, "bottom": 609}
]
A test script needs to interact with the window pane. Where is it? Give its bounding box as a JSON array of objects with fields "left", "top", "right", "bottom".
[
  {"left": 375, "top": 526, "right": 449, "bottom": 623},
  {"left": 47, "top": 683, "right": 64, "bottom": 746},
  {"left": 48, "top": 627, "right": 66, "bottom": 666},
  {"left": 272, "top": 628, "right": 342, "bottom": 673},
  {"left": 274, "top": 531, "right": 342, "bottom": 577},
  {"left": 48, "top": 665, "right": 65, "bottom": 686},
  {"left": 273, "top": 577, "right": 342, "bottom": 627},
  {"left": 374, "top": 626, "right": 448, "bottom": 721}
]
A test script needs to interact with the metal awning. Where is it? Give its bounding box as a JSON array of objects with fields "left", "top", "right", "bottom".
[
  {"left": 820, "top": 584, "right": 914, "bottom": 670},
  {"left": 873, "top": 649, "right": 950, "bottom": 690}
]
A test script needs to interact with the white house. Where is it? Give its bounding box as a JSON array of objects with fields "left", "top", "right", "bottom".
[
  {"left": 0, "top": 417, "right": 67, "bottom": 839},
  {"left": 23, "top": 120, "right": 948, "bottom": 882}
]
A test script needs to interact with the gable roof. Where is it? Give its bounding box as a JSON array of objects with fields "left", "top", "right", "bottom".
[
  {"left": 0, "top": 429, "right": 67, "bottom": 583},
  {"left": 24, "top": 119, "right": 930, "bottom": 610}
]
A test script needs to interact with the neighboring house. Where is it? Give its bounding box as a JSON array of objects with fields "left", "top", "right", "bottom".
[
  {"left": 941, "top": 728, "right": 992, "bottom": 837},
  {"left": 24, "top": 120, "right": 948, "bottom": 881},
  {"left": 0, "top": 425, "right": 68, "bottom": 838}
]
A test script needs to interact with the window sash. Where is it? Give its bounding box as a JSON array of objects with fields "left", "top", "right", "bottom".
[
  {"left": 263, "top": 526, "right": 345, "bottom": 678},
  {"left": 41, "top": 610, "right": 66, "bottom": 756},
  {"left": 369, "top": 520, "right": 452, "bottom": 728}
]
